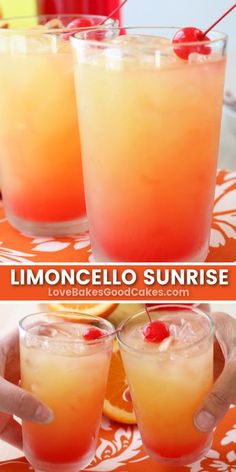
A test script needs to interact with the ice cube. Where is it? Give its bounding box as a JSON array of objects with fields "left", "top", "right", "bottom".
[
  {"left": 104, "top": 47, "right": 124, "bottom": 70},
  {"left": 111, "top": 34, "right": 137, "bottom": 45},
  {"left": 38, "top": 324, "right": 59, "bottom": 338},
  {"left": 112, "top": 34, "right": 170, "bottom": 47},
  {"left": 9, "top": 35, "right": 27, "bottom": 54},
  {"left": 177, "top": 322, "right": 198, "bottom": 344},
  {"left": 9, "top": 32, "right": 58, "bottom": 54},
  {"left": 168, "top": 323, "right": 179, "bottom": 338},
  {"left": 159, "top": 336, "right": 174, "bottom": 352},
  {"left": 188, "top": 52, "right": 209, "bottom": 64}
]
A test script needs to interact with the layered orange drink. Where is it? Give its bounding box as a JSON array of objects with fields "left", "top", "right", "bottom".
[
  {"left": 72, "top": 28, "right": 227, "bottom": 261},
  {"left": 0, "top": 15, "right": 117, "bottom": 236},
  {"left": 19, "top": 312, "right": 114, "bottom": 472},
  {"left": 117, "top": 305, "right": 214, "bottom": 466}
]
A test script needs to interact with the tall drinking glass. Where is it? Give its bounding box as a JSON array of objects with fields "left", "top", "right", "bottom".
[
  {"left": 0, "top": 15, "right": 117, "bottom": 236},
  {"left": 117, "top": 305, "right": 215, "bottom": 466},
  {"left": 37, "top": 0, "right": 122, "bottom": 21},
  {"left": 72, "top": 27, "right": 227, "bottom": 261},
  {"left": 19, "top": 312, "right": 115, "bottom": 472}
]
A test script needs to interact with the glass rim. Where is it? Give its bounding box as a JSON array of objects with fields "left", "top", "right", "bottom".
[
  {"left": 117, "top": 304, "right": 215, "bottom": 355},
  {"left": 19, "top": 311, "right": 115, "bottom": 346},
  {"left": 71, "top": 25, "right": 227, "bottom": 48},
  {"left": 0, "top": 14, "right": 118, "bottom": 35}
]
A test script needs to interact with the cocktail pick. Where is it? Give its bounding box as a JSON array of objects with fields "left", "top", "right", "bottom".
[
  {"left": 173, "top": 3, "right": 236, "bottom": 59},
  {"left": 144, "top": 304, "right": 152, "bottom": 323},
  {"left": 99, "top": 0, "right": 128, "bottom": 25},
  {"left": 203, "top": 3, "right": 236, "bottom": 36}
]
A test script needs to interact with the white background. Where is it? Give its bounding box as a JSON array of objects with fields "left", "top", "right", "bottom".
[{"left": 123, "top": 0, "right": 236, "bottom": 46}]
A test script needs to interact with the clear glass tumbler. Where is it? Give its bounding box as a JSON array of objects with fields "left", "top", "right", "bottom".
[
  {"left": 19, "top": 312, "right": 115, "bottom": 472},
  {"left": 117, "top": 305, "right": 215, "bottom": 466},
  {"left": 0, "top": 15, "right": 118, "bottom": 236},
  {"left": 72, "top": 27, "right": 227, "bottom": 261}
]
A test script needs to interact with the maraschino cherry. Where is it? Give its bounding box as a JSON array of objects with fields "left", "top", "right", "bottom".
[
  {"left": 172, "top": 27, "right": 210, "bottom": 60},
  {"left": 63, "top": 0, "right": 128, "bottom": 40},
  {"left": 63, "top": 18, "right": 94, "bottom": 40},
  {"left": 83, "top": 327, "right": 104, "bottom": 340},
  {"left": 142, "top": 305, "right": 170, "bottom": 343},
  {"left": 143, "top": 320, "right": 170, "bottom": 343},
  {"left": 173, "top": 3, "right": 236, "bottom": 60}
]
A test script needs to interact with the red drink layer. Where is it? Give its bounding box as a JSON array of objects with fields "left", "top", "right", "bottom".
[{"left": 37, "top": 0, "right": 122, "bottom": 21}]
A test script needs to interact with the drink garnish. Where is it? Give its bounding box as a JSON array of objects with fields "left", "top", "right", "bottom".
[
  {"left": 143, "top": 304, "right": 170, "bottom": 343},
  {"left": 173, "top": 3, "right": 236, "bottom": 59},
  {"left": 62, "top": 17, "right": 94, "bottom": 40},
  {"left": 143, "top": 320, "right": 170, "bottom": 343},
  {"left": 83, "top": 326, "right": 105, "bottom": 340},
  {"left": 83, "top": 325, "right": 120, "bottom": 340},
  {"left": 62, "top": 0, "right": 128, "bottom": 40}
]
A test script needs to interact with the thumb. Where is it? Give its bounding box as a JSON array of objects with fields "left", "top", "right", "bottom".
[
  {"left": 194, "top": 358, "right": 236, "bottom": 432},
  {"left": 0, "top": 378, "right": 53, "bottom": 424}
]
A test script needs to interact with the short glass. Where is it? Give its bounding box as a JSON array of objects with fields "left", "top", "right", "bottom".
[
  {"left": 19, "top": 312, "right": 115, "bottom": 472},
  {"left": 71, "top": 27, "right": 227, "bottom": 261},
  {"left": 117, "top": 305, "right": 215, "bottom": 466},
  {"left": 0, "top": 15, "right": 118, "bottom": 236}
]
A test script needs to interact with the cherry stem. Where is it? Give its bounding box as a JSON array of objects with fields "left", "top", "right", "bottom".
[
  {"left": 203, "top": 3, "right": 236, "bottom": 37},
  {"left": 107, "top": 327, "right": 121, "bottom": 337},
  {"left": 99, "top": 0, "right": 128, "bottom": 25},
  {"left": 144, "top": 304, "right": 152, "bottom": 323}
]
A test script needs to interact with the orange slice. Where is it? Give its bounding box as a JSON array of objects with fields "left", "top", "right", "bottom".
[
  {"left": 103, "top": 340, "right": 136, "bottom": 424},
  {"left": 48, "top": 303, "right": 117, "bottom": 320}
]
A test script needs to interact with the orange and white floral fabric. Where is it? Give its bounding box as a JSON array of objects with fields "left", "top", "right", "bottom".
[
  {"left": 0, "top": 170, "right": 236, "bottom": 263},
  {"left": 0, "top": 406, "right": 235, "bottom": 471}
]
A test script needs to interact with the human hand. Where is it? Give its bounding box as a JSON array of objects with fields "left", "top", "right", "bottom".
[
  {"left": 194, "top": 312, "right": 236, "bottom": 432},
  {"left": 0, "top": 330, "right": 53, "bottom": 450}
]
